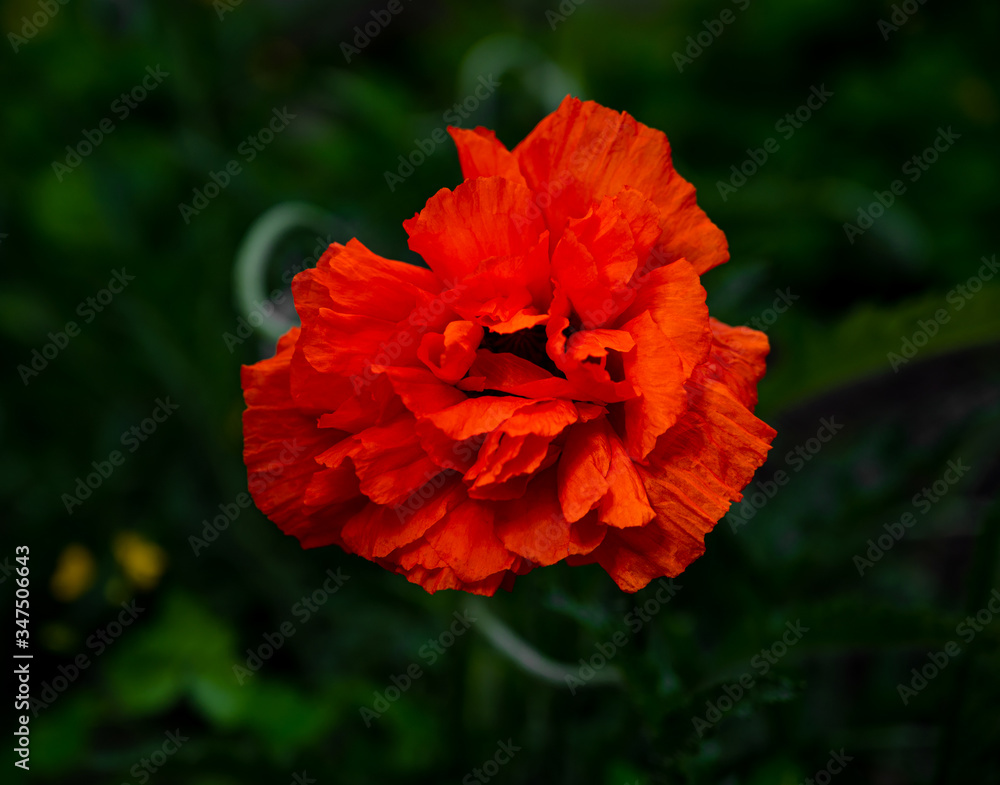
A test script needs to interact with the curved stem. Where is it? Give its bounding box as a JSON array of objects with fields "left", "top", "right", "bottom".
[
  {"left": 233, "top": 202, "right": 339, "bottom": 341},
  {"left": 468, "top": 598, "right": 623, "bottom": 688}
]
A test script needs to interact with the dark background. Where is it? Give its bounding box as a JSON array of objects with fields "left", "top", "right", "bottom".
[{"left": 3, "top": 0, "right": 1000, "bottom": 783}]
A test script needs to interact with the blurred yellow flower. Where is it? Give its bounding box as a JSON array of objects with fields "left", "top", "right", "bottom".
[
  {"left": 50, "top": 544, "right": 96, "bottom": 602},
  {"left": 112, "top": 531, "right": 168, "bottom": 590}
]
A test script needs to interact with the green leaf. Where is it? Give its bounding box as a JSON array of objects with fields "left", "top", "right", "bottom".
[{"left": 761, "top": 281, "right": 1000, "bottom": 411}]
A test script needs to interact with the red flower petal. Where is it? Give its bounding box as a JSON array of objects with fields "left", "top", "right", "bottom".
[
  {"left": 495, "top": 468, "right": 606, "bottom": 566},
  {"left": 514, "top": 96, "right": 728, "bottom": 274},
  {"left": 620, "top": 310, "right": 688, "bottom": 460},
  {"left": 551, "top": 195, "right": 639, "bottom": 330},
  {"left": 340, "top": 418, "right": 442, "bottom": 507},
  {"left": 422, "top": 499, "right": 516, "bottom": 582},
  {"left": 615, "top": 259, "right": 711, "bottom": 376},
  {"left": 557, "top": 416, "right": 656, "bottom": 527},
  {"left": 289, "top": 239, "right": 451, "bottom": 412},
  {"left": 403, "top": 176, "right": 546, "bottom": 285},
  {"left": 340, "top": 474, "right": 466, "bottom": 559},
  {"left": 441, "top": 233, "right": 552, "bottom": 333},
  {"left": 242, "top": 97, "right": 775, "bottom": 596},
  {"left": 462, "top": 399, "right": 578, "bottom": 499},
  {"left": 703, "top": 318, "right": 770, "bottom": 409},
  {"left": 417, "top": 320, "right": 484, "bottom": 385},
  {"left": 448, "top": 126, "right": 528, "bottom": 187},
  {"left": 242, "top": 328, "right": 358, "bottom": 549},
  {"left": 557, "top": 419, "right": 612, "bottom": 522},
  {"left": 598, "top": 431, "right": 656, "bottom": 529},
  {"left": 583, "top": 355, "right": 776, "bottom": 592},
  {"left": 545, "top": 285, "right": 636, "bottom": 404},
  {"left": 457, "top": 349, "right": 581, "bottom": 399}
]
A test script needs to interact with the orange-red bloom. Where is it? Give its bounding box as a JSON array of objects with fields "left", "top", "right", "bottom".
[{"left": 242, "top": 97, "right": 776, "bottom": 595}]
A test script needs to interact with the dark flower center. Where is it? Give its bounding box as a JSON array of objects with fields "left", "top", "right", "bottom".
[{"left": 481, "top": 325, "right": 565, "bottom": 378}]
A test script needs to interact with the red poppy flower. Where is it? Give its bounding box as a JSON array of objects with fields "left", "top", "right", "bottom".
[{"left": 242, "top": 96, "right": 776, "bottom": 595}]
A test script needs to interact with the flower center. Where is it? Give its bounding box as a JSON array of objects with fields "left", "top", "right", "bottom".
[{"left": 480, "top": 325, "right": 564, "bottom": 378}]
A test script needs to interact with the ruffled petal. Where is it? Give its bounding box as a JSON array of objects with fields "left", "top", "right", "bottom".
[
  {"left": 422, "top": 499, "right": 516, "bottom": 582},
  {"left": 495, "top": 468, "right": 606, "bottom": 566},
  {"left": 403, "top": 176, "right": 546, "bottom": 285},
  {"left": 557, "top": 417, "right": 655, "bottom": 527},
  {"left": 340, "top": 474, "right": 466, "bottom": 559},
  {"left": 545, "top": 285, "right": 636, "bottom": 404},
  {"left": 336, "top": 418, "right": 441, "bottom": 507},
  {"left": 457, "top": 350, "right": 582, "bottom": 399},
  {"left": 583, "top": 362, "right": 776, "bottom": 592},
  {"left": 615, "top": 259, "right": 711, "bottom": 377},
  {"left": 620, "top": 310, "right": 688, "bottom": 460},
  {"left": 598, "top": 432, "right": 656, "bottom": 529},
  {"left": 448, "top": 126, "right": 527, "bottom": 187},
  {"left": 702, "top": 318, "right": 770, "bottom": 410},
  {"left": 557, "top": 419, "right": 611, "bottom": 523},
  {"left": 442, "top": 233, "right": 553, "bottom": 333},
  {"left": 551, "top": 196, "right": 638, "bottom": 327},
  {"left": 424, "top": 395, "right": 542, "bottom": 441},
  {"left": 242, "top": 328, "right": 360, "bottom": 549},
  {"left": 462, "top": 399, "right": 578, "bottom": 500},
  {"left": 514, "top": 96, "right": 728, "bottom": 274},
  {"left": 417, "top": 320, "right": 483, "bottom": 385},
  {"left": 616, "top": 259, "right": 713, "bottom": 460},
  {"left": 381, "top": 365, "right": 467, "bottom": 418},
  {"left": 289, "top": 239, "right": 452, "bottom": 412},
  {"left": 243, "top": 97, "right": 773, "bottom": 598},
  {"left": 387, "top": 559, "right": 514, "bottom": 596}
]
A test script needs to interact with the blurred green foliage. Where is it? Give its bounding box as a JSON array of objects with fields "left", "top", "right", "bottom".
[{"left": 2, "top": 0, "right": 999, "bottom": 783}]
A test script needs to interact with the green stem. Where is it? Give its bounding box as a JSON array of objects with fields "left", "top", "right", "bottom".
[
  {"left": 233, "top": 202, "right": 339, "bottom": 341},
  {"left": 467, "top": 598, "right": 622, "bottom": 688}
]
